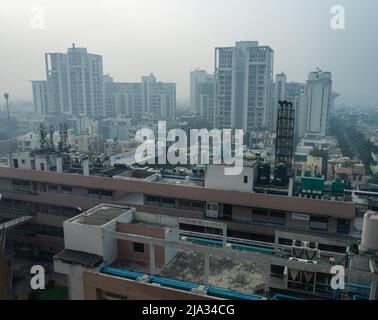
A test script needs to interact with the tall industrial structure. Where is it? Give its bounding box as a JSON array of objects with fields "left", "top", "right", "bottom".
[
  {"left": 275, "top": 100, "right": 295, "bottom": 166},
  {"left": 214, "top": 41, "right": 274, "bottom": 132}
]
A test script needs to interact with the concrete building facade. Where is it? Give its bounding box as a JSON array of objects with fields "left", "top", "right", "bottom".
[
  {"left": 43, "top": 44, "right": 105, "bottom": 117},
  {"left": 31, "top": 81, "right": 48, "bottom": 115},
  {"left": 305, "top": 70, "right": 333, "bottom": 136},
  {"left": 214, "top": 41, "right": 274, "bottom": 132}
]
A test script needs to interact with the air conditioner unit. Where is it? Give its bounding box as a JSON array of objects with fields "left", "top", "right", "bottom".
[
  {"left": 292, "top": 240, "right": 305, "bottom": 248},
  {"left": 289, "top": 257, "right": 317, "bottom": 264},
  {"left": 300, "top": 258, "right": 317, "bottom": 264},
  {"left": 305, "top": 241, "right": 319, "bottom": 250},
  {"left": 289, "top": 257, "right": 300, "bottom": 261}
]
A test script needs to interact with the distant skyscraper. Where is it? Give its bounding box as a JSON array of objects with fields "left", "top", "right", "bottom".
[
  {"left": 103, "top": 74, "right": 116, "bottom": 117},
  {"left": 305, "top": 70, "right": 333, "bottom": 136},
  {"left": 275, "top": 72, "right": 287, "bottom": 101},
  {"left": 294, "top": 94, "right": 308, "bottom": 139},
  {"left": 141, "top": 73, "right": 176, "bottom": 120},
  {"left": 214, "top": 41, "right": 274, "bottom": 132},
  {"left": 285, "top": 81, "right": 306, "bottom": 138},
  {"left": 104, "top": 73, "right": 175, "bottom": 121},
  {"left": 196, "top": 75, "right": 215, "bottom": 126},
  {"left": 116, "top": 82, "right": 144, "bottom": 120},
  {"left": 189, "top": 69, "right": 215, "bottom": 125},
  {"left": 103, "top": 75, "right": 143, "bottom": 120},
  {"left": 31, "top": 80, "right": 48, "bottom": 115},
  {"left": 286, "top": 82, "right": 306, "bottom": 102},
  {"left": 45, "top": 44, "right": 105, "bottom": 118},
  {"left": 190, "top": 69, "right": 210, "bottom": 114},
  {"left": 270, "top": 72, "right": 287, "bottom": 132}
]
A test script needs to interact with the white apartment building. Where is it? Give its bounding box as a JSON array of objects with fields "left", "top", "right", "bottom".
[
  {"left": 31, "top": 80, "right": 48, "bottom": 115},
  {"left": 294, "top": 94, "right": 308, "bottom": 139},
  {"left": 214, "top": 41, "right": 274, "bottom": 132},
  {"left": 44, "top": 44, "right": 105, "bottom": 118},
  {"left": 141, "top": 73, "right": 176, "bottom": 120},
  {"left": 305, "top": 70, "right": 333, "bottom": 136},
  {"left": 104, "top": 73, "right": 176, "bottom": 121}
]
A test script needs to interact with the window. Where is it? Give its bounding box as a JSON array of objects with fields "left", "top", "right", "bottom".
[
  {"left": 179, "top": 200, "right": 191, "bottom": 210},
  {"left": 62, "top": 207, "right": 74, "bottom": 217},
  {"left": 88, "top": 189, "right": 101, "bottom": 199},
  {"left": 133, "top": 242, "right": 144, "bottom": 253},
  {"left": 40, "top": 163, "right": 45, "bottom": 171},
  {"left": 101, "top": 190, "right": 113, "bottom": 200},
  {"left": 146, "top": 195, "right": 160, "bottom": 206},
  {"left": 270, "top": 211, "right": 286, "bottom": 225},
  {"left": 243, "top": 176, "right": 248, "bottom": 184},
  {"left": 191, "top": 201, "right": 205, "bottom": 212},
  {"left": 252, "top": 208, "right": 268, "bottom": 222},
  {"left": 337, "top": 219, "right": 351, "bottom": 234},
  {"left": 48, "top": 184, "right": 58, "bottom": 193},
  {"left": 61, "top": 186, "right": 72, "bottom": 194},
  {"left": 39, "top": 204, "right": 48, "bottom": 213},
  {"left": 97, "top": 290, "right": 128, "bottom": 300},
  {"left": 162, "top": 197, "right": 175, "bottom": 208},
  {"left": 310, "top": 216, "right": 328, "bottom": 230}
]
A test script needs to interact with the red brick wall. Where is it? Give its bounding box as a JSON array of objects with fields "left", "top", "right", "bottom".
[{"left": 116, "top": 222, "right": 166, "bottom": 265}]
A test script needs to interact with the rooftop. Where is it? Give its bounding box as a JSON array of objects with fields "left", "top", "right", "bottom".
[
  {"left": 110, "top": 250, "right": 269, "bottom": 295},
  {"left": 54, "top": 249, "right": 102, "bottom": 267},
  {"left": 70, "top": 204, "right": 132, "bottom": 226}
]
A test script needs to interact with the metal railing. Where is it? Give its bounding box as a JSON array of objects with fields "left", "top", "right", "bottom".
[{"left": 211, "top": 213, "right": 359, "bottom": 238}]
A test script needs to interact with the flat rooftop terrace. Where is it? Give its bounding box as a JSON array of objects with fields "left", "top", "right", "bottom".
[
  {"left": 158, "top": 177, "right": 203, "bottom": 187},
  {"left": 71, "top": 205, "right": 132, "bottom": 226},
  {"left": 110, "top": 250, "right": 269, "bottom": 294}
]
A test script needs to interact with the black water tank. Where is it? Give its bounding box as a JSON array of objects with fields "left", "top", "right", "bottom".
[
  {"left": 257, "top": 162, "right": 270, "bottom": 185},
  {"left": 273, "top": 163, "right": 288, "bottom": 187}
]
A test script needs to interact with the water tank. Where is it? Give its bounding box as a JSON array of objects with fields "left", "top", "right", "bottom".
[
  {"left": 257, "top": 162, "right": 270, "bottom": 185},
  {"left": 331, "top": 179, "right": 345, "bottom": 196},
  {"left": 361, "top": 211, "right": 378, "bottom": 253},
  {"left": 273, "top": 163, "right": 288, "bottom": 187}
]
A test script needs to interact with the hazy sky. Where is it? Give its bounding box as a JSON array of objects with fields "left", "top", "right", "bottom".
[{"left": 0, "top": 0, "right": 377, "bottom": 106}]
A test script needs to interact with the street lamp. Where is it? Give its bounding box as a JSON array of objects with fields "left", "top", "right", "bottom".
[{"left": 3, "top": 93, "right": 10, "bottom": 119}]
